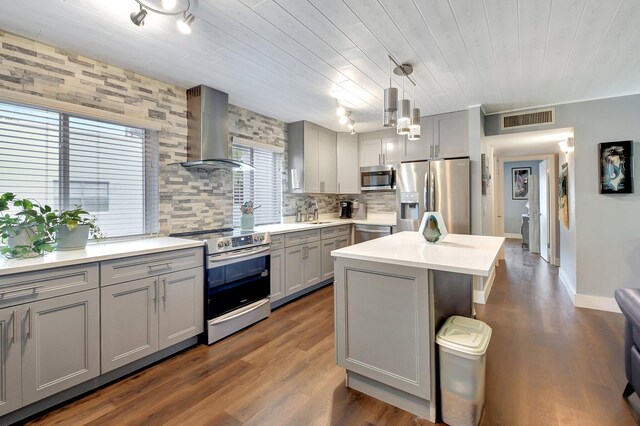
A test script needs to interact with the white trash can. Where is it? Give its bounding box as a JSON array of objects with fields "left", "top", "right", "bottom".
[{"left": 436, "top": 316, "right": 492, "bottom": 426}]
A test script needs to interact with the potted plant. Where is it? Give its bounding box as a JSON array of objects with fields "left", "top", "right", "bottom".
[
  {"left": 55, "top": 206, "right": 104, "bottom": 250},
  {"left": 0, "top": 192, "right": 57, "bottom": 259}
]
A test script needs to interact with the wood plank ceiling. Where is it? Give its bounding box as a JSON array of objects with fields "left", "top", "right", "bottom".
[{"left": 0, "top": 0, "right": 639, "bottom": 132}]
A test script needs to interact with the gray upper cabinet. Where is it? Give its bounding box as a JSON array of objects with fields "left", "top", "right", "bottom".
[
  {"left": 337, "top": 133, "right": 359, "bottom": 194},
  {"left": 433, "top": 110, "right": 468, "bottom": 159},
  {"left": 401, "top": 111, "right": 469, "bottom": 162},
  {"left": 0, "top": 307, "right": 21, "bottom": 416},
  {"left": 21, "top": 289, "right": 100, "bottom": 405},
  {"left": 288, "top": 121, "right": 337, "bottom": 194},
  {"left": 359, "top": 131, "right": 404, "bottom": 167}
]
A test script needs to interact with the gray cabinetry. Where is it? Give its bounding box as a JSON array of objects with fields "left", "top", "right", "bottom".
[
  {"left": 100, "top": 247, "right": 204, "bottom": 373},
  {"left": 269, "top": 248, "right": 285, "bottom": 303},
  {"left": 101, "top": 277, "right": 158, "bottom": 372},
  {"left": 158, "top": 268, "right": 204, "bottom": 350},
  {"left": 288, "top": 121, "right": 337, "bottom": 193},
  {"left": 433, "top": 110, "right": 468, "bottom": 159},
  {"left": 285, "top": 245, "right": 304, "bottom": 295},
  {"left": 284, "top": 230, "right": 322, "bottom": 295},
  {"left": 22, "top": 290, "right": 100, "bottom": 405},
  {"left": 303, "top": 241, "right": 321, "bottom": 287},
  {"left": 401, "top": 111, "right": 469, "bottom": 162},
  {"left": 0, "top": 307, "right": 20, "bottom": 416},
  {"left": 337, "top": 133, "right": 359, "bottom": 194},
  {"left": 320, "top": 226, "right": 351, "bottom": 281},
  {"left": 360, "top": 135, "right": 403, "bottom": 167},
  {"left": 321, "top": 238, "right": 337, "bottom": 281},
  {"left": 0, "top": 264, "right": 100, "bottom": 413}
]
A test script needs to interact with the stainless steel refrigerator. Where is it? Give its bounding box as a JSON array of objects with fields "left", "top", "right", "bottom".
[{"left": 396, "top": 158, "right": 471, "bottom": 234}]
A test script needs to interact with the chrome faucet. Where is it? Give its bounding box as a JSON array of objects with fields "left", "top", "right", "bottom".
[{"left": 306, "top": 199, "right": 319, "bottom": 222}]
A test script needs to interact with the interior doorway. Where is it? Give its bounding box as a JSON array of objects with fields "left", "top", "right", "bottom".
[{"left": 484, "top": 127, "right": 573, "bottom": 267}]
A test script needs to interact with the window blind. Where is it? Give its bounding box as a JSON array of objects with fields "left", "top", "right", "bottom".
[
  {"left": 0, "top": 101, "right": 159, "bottom": 238},
  {"left": 232, "top": 142, "right": 282, "bottom": 227}
]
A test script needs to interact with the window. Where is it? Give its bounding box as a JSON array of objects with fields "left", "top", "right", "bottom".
[
  {"left": 0, "top": 101, "right": 159, "bottom": 238},
  {"left": 232, "top": 139, "right": 283, "bottom": 227}
]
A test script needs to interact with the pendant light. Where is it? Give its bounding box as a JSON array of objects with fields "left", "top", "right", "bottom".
[
  {"left": 408, "top": 85, "right": 421, "bottom": 141},
  {"left": 397, "top": 77, "right": 411, "bottom": 135},
  {"left": 383, "top": 58, "right": 398, "bottom": 127}
]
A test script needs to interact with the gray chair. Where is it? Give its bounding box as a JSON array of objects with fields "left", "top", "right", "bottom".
[{"left": 614, "top": 288, "right": 640, "bottom": 398}]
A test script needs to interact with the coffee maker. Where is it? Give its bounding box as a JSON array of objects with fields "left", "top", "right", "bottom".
[{"left": 339, "top": 201, "right": 353, "bottom": 219}]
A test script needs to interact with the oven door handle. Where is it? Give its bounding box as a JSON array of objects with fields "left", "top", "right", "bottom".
[
  {"left": 207, "top": 247, "right": 271, "bottom": 267},
  {"left": 209, "top": 298, "right": 270, "bottom": 325}
]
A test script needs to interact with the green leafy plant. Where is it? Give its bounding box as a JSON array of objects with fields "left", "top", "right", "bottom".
[
  {"left": 0, "top": 192, "right": 57, "bottom": 258},
  {"left": 55, "top": 206, "right": 104, "bottom": 240}
]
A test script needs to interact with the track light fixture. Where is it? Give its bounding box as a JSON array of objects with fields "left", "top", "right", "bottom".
[
  {"left": 130, "top": 0, "right": 194, "bottom": 34},
  {"left": 336, "top": 106, "right": 346, "bottom": 117},
  {"left": 347, "top": 118, "right": 355, "bottom": 130},
  {"left": 339, "top": 111, "right": 351, "bottom": 126},
  {"left": 177, "top": 12, "right": 195, "bottom": 34},
  {"left": 130, "top": 6, "right": 147, "bottom": 27}
]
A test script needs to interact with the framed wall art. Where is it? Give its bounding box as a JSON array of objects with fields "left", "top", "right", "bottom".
[
  {"left": 599, "top": 140, "right": 633, "bottom": 194},
  {"left": 512, "top": 167, "right": 531, "bottom": 200}
]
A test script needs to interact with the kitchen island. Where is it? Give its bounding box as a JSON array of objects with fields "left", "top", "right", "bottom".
[{"left": 331, "top": 231, "right": 504, "bottom": 422}]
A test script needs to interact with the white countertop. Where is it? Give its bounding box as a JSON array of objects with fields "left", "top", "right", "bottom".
[
  {"left": 0, "top": 237, "right": 204, "bottom": 277},
  {"left": 256, "top": 214, "right": 396, "bottom": 235},
  {"left": 332, "top": 231, "right": 505, "bottom": 276}
]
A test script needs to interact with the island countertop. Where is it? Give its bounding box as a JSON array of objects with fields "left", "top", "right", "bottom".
[{"left": 332, "top": 231, "right": 505, "bottom": 276}]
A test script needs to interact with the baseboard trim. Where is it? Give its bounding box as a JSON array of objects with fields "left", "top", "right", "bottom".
[
  {"left": 473, "top": 266, "right": 496, "bottom": 304},
  {"left": 575, "top": 294, "right": 621, "bottom": 313},
  {"left": 504, "top": 233, "right": 522, "bottom": 239},
  {"left": 558, "top": 268, "right": 576, "bottom": 305}
]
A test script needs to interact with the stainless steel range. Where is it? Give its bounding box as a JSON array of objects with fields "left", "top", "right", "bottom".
[{"left": 169, "top": 228, "right": 271, "bottom": 345}]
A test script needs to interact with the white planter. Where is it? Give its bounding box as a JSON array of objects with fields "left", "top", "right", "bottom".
[
  {"left": 6, "top": 227, "right": 40, "bottom": 258},
  {"left": 56, "top": 225, "right": 90, "bottom": 251}
]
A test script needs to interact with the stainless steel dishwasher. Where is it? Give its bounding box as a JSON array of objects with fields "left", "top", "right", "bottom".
[{"left": 354, "top": 224, "right": 392, "bottom": 244}]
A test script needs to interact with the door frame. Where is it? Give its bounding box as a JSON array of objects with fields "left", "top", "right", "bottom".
[{"left": 495, "top": 154, "right": 559, "bottom": 266}]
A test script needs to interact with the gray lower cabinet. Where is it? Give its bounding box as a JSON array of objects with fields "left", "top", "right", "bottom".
[
  {"left": 0, "top": 290, "right": 100, "bottom": 411},
  {"left": 101, "top": 277, "right": 159, "bottom": 372},
  {"left": 101, "top": 267, "right": 203, "bottom": 373},
  {"left": 21, "top": 290, "right": 100, "bottom": 405},
  {"left": 0, "top": 307, "right": 21, "bottom": 416},
  {"left": 158, "top": 268, "right": 204, "bottom": 350},
  {"left": 285, "top": 241, "right": 321, "bottom": 295},
  {"left": 321, "top": 235, "right": 351, "bottom": 281},
  {"left": 270, "top": 248, "right": 285, "bottom": 303}
]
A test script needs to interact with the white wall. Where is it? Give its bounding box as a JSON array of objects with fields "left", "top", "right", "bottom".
[
  {"left": 503, "top": 160, "right": 541, "bottom": 234},
  {"left": 468, "top": 106, "right": 483, "bottom": 236},
  {"left": 485, "top": 94, "right": 640, "bottom": 309}
]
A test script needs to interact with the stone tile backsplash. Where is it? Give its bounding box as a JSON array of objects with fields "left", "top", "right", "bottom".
[{"left": 0, "top": 30, "right": 395, "bottom": 233}]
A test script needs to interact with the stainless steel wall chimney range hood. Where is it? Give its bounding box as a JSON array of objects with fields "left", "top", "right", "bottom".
[{"left": 176, "top": 85, "right": 253, "bottom": 172}]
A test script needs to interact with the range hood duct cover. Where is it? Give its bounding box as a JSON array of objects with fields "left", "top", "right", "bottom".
[{"left": 178, "top": 85, "right": 253, "bottom": 172}]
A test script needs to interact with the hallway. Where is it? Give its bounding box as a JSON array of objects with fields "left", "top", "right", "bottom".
[{"left": 477, "top": 239, "right": 637, "bottom": 425}]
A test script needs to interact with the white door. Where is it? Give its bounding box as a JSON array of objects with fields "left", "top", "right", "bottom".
[
  {"left": 528, "top": 175, "right": 540, "bottom": 254},
  {"left": 539, "top": 161, "right": 549, "bottom": 262}
]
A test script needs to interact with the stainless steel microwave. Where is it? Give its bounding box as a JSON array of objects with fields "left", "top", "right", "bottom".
[{"left": 360, "top": 165, "right": 396, "bottom": 191}]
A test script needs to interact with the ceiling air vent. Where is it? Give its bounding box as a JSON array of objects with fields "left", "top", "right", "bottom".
[{"left": 500, "top": 108, "right": 555, "bottom": 130}]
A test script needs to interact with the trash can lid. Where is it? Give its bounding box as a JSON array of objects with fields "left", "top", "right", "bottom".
[{"left": 436, "top": 316, "right": 492, "bottom": 356}]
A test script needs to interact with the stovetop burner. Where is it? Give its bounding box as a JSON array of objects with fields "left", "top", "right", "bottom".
[{"left": 169, "top": 227, "right": 270, "bottom": 254}]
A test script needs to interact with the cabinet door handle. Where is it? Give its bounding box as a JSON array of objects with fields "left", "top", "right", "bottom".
[
  {"left": 162, "top": 278, "right": 167, "bottom": 301},
  {"left": 12, "top": 310, "right": 17, "bottom": 343},
  {"left": 0, "top": 284, "right": 43, "bottom": 296},
  {"left": 338, "top": 182, "right": 341, "bottom": 193},
  {"left": 153, "top": 278, "right": 158, "bottom": 302},
  {"left": 430, "top": 145, "right": 434, "bottom": 158},
  {"left": 378, "top": 154, "right": 381, "bottom": 165},
  {"left": 148, "top": 262, "right": 171, "bottom": 271},
  {"left": 436, "top": 145, "right": 440, "bottom": 157},
  {"left": 26, "top": 307, "right": 32, "bottom": 339},
  {"left": 383, "top": 154, "right": 386, "bottom": 164}
]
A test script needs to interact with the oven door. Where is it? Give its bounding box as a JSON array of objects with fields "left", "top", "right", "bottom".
[{"left": 206, "top": 247, "right": 271, "bottom": 319}]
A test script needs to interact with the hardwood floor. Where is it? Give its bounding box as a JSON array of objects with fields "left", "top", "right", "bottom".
[{"left": 25, "top": 240, "right": 637, "bottom": 425}]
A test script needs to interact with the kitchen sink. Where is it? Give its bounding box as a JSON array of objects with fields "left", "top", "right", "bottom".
[{"left": 305, "top": 221, "right": 334, "bottom": 225}]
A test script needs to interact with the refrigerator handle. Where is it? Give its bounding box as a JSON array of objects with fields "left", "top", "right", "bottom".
[
  {"left": 424, "top": 171, "right": 429, "bottom": 211},
  {"left": 429, "top": 170, "right": 436, "bottom": 212}
]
